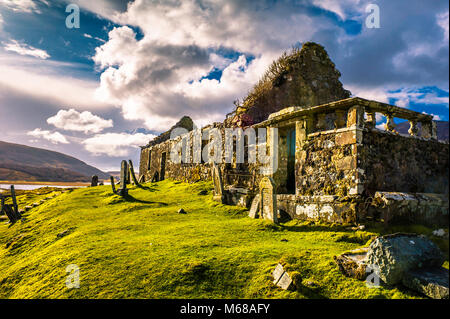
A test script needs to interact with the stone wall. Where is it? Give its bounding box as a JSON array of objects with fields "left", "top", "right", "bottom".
[{"left": 360, "top": 129, "right": 449, "bottom": 196}]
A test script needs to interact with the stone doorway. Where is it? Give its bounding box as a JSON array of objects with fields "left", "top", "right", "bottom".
[{"left": 273, "top": 125, "right": 296, "bottom": 194}]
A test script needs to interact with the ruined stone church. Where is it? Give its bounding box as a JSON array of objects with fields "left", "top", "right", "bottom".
[{"left": 139, "top": 42, "right": 449, "bottom": 227}]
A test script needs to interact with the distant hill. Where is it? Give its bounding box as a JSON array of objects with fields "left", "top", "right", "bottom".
[
  {"left": 0, "top": 141, "right": 108, "bottom": 182},
  {"left": 396, "top": 121, "right": 449, "bottom": 141}
]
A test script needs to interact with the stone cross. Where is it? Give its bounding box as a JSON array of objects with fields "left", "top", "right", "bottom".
[
  {"left": 118, "top": 160, "right": 128, "bottom": 196},
  {"left": 91, "top": 175, "right": 98, "bottom": 187},
  {"left": 259, "top": 176, "right": 278, "bottom": 223},
  {"left": 212, "top": 163, "right": 224, "bottom": 203}
]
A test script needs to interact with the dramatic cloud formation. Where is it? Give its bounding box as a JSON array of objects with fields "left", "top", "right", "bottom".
[
  {"left": 47, "top": 109, "right": 113, "bottom": 134},
  {"left": 3, "top": 39, "right": 50, "bottom": 59},
  {"left": 27, "top": 128, "right": 69, "bottom": 144},
  {"left": 92, "top": 0, "right": 449, "bottom": 133},
  {"left": 82, "top": 132, "right": 156, "bottom": 157}
]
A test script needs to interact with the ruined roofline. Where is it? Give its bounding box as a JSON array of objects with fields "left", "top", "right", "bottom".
[{"left": 253, "top": 97, "right": 434, "bottom": 127}]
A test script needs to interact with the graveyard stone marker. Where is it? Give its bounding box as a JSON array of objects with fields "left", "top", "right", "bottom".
[
  {"left": 259, "top": 176, "right": 278, "bottom": 223},
  {"left": 212, "top": 163, "right": 224, "bottom": 203},
  {"left": 118, "top": 160, "right": 129, "bottom": 196},
  {"left": 249, "top": 194, "right": 260, "bottom": 218},
  {"left": 91, "top": 175, "right": 99, "bottom": 187},
  {"left": 110, "top": 176, "right": 117, "bottom": 194}
]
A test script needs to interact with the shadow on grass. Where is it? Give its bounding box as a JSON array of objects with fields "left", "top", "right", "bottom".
[
  {"left": 279, "top": 223, "right": 350, "bottom": 233},
  {"left": 122, "top": 193, "right": 168, "bottom": 206}
]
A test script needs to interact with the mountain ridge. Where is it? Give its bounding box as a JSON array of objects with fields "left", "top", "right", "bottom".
[{"left": 0, "top": 140, "right": 108, "bottom": 182}]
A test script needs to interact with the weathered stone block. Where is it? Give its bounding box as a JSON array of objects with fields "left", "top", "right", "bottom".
[
  {"left": 402, "top": 267, "right": 449, "bottom": 299},
  {"left": 335, "top": 130, "right": 356, "bottom": 146},
  {"left": 334, "top": 156, "right": 356, "bottom": 171}
]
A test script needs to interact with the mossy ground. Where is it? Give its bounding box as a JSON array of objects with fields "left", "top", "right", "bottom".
[{"left": 0, "top": 180, "right": 448, "bottom": 299}]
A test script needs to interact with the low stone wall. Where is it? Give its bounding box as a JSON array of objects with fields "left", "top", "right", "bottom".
[{"left": 371, "top": 191, "right": 449, "bottom": 227}]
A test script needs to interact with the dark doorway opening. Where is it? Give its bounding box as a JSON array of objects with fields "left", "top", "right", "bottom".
[
  {"left": 160, "top": 152, "right": 166, "bottom": 181},
  {"left": 286, "top": 128, "right": 296, "bottom": 194}
]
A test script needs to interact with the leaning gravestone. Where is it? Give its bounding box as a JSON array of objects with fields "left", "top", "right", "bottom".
[
  {"left": 259, "top": 177, "right": 278, "bottom": 223},
  {"left": 128, "top": 160, "right": 142, "bottom": 187},
  {"left": 249, "top": 194, "right": 260, "bottom": 218},
  {"left": 272, "top": 263, "right": 293, "bottom": 290},
  {"left": 212, "top": 163, "right": 224, "bottom": 203},
  {"left": 117, "top": 161, "right": 129, "bottom": 196},
  {"left": 91, "top": 175, "right": 98, "bottom": 187}
]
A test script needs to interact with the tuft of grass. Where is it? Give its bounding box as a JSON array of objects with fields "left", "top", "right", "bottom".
[{"left": 0, "top": 180, "right": 447, "bottom": 299}]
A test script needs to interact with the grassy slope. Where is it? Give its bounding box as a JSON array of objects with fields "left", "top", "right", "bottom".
[{"left": 0, "top": 180, "right": 448, "bottom": 299}]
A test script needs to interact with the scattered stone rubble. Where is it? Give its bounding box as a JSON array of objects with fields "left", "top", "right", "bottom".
[{"left": 335, "top": 233, "right": 449, "bottom": 299}]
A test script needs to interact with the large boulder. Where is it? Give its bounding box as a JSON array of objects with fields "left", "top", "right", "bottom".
[{"left": 365, "top": 233, "right": 445, "bottom": 285}]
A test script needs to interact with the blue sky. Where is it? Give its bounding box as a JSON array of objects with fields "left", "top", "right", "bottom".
[{"left": 0, "top": 0, "right": 448, "bottom": 171}]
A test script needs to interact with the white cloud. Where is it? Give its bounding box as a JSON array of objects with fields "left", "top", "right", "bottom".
[
  {"left": 437, "top": 11, "right": 449, "bottom": 42},
  {"left": 47, "top": 109, "right": 113, "bottom": 134},
  {"left": 311, "top": 0, "right": 364, "bottom": 20},
  {"left": 0, "top": 0, "right": 38, "bottom": 13},
  {"left": 0, "top": 53, "right": 113, "bottom": 110},
  {"left": 82, "top": 132, "right": 156, "bottom": 157},
  {"left": 3, "top": 39, "right": 50, "bottom": 59},
  {"left": 27, "top": 128, "right": 69, "bottom": 144},
  {"left": 83, "top": 33, "right": 106, "bottom": 43}
]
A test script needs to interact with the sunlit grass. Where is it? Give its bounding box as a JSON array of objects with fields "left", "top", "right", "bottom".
[{"left": 0, "top": 180, "right": 447, "bottom": 299}]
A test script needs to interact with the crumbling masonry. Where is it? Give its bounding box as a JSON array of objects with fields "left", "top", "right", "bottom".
[{"left": 139, "top": 43, "right": 449, "bottom": 227}]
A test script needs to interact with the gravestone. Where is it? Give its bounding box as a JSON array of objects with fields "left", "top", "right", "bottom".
[
  {"left": 117, "top": 161, "right": 128, "bottom": 196},
  {"left": 272, "top": 263, "right": 293, "bottom": 290},
  {"left": 259, "top": 177, "right": 278, "bottom": 223},
  {"left": 10, "top": 185, "right": 19, "bottom": 215},
  {"left": 110, "top": 176, "right": 117, "bottom": 194},
  {"left": 128, "top": 160, "right": 141, "bottom": 187},
  {"left": 126, "top": 164, "right": 131, "bottom": 184},
  {"left": 249, "top": 194, "right": 260, "bottom": 218},
  {"left": 91, "top": 175, "right": 98, "bottom": 187},
  {"left": 212, "top": 163, "right": 224, "bottom": 203}
]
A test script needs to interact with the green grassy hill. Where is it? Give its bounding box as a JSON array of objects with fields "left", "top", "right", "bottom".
[{"left": 0, "top": 180, "right": 448, "bottom": 299}]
